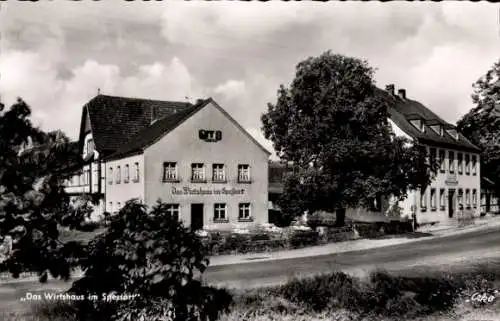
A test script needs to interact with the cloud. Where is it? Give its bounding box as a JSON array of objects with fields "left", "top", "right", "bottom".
[
  {"left": 213, "top": 80, "right": 246, "bottom": 101},
  {"left": 1, "top": 1, "right": 499, "bottom": 156},
  {"left": 0, "top": 49, "right": 199, "bottom": 140}
]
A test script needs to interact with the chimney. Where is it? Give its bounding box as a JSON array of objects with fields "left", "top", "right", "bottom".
[
  {"left": 385, "top": 84, "right": 395, "bottom": 95},
  {"left": 398, "top": 89, "right": 406, "bottom": 100}
]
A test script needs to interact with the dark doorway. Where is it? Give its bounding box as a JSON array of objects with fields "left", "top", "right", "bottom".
[
  {"left": 191, "top": 204, "right": 204, "bottom": 231},
  {"left": 448, "top": 189, "right": 455, "bottom": 218},
  {"left": 486, "top": 194, "right": 491, "bottom": 213}
]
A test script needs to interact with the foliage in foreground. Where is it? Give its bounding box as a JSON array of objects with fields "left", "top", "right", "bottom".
[
  {"left": 0, "top": 98, "right": 88, "bottom": 281},
  {"left": 224, "top": 269, "right": 500, "bottom": 321},
  {"left": 67, "top": 200, "right": 232, "bottom": 321},
  {"left": 31, "top": 267, "right": 500, "bottom": 321}
]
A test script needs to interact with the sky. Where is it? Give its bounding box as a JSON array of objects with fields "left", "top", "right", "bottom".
[{"left": 0, "top": 1, "right": 499, "bottom": 156}]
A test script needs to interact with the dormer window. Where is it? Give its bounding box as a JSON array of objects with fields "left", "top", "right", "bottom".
[
  {"left": 410, "top": 119, "right": 424, "bottom": 132},
  {"left": 430, "top": 125, "right": 443, "bottom": 136},
  {"left": 446, "top": 128, "right": 459, "bottom": 140}
]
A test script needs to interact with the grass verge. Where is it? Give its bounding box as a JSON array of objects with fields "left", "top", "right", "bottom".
[{"left": 7, "top": 266, "right": 500, "bottom": 321}]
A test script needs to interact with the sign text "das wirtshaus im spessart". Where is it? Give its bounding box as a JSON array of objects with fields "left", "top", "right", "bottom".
[{"left": 171, "top": 186, "right": 245, "bottom": 196}]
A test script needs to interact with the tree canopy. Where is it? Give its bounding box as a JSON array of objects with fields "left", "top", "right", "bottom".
[
  {"left": 457, "top": 59, "right": 500, "bottom": 196},
  {"left": 262, "top": 51, "right": 437, "bottom": 225},
  {"left": 0, "top": 98, "right": 85, "bottom": 280}
]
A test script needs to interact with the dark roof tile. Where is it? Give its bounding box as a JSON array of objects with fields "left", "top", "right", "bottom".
[
  {"left": 104, "top": 99, "right": 210, "bottom": 161},
  {"left": 375, "top": 88, "right": 481, "bottom": 152},
  {"left": 79, "top": 95, "right": 192, "bottom": 156}
]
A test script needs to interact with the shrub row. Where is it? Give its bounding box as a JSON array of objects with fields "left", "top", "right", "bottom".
[
  {"left": 203, "top": 229, "right": 320, "bottom": 255},
  {"left": 230, "top": 269, "right": 499, "bottom": 319},
  {"left": 204, "top": 220, "right": 415, "bottom": 255}
]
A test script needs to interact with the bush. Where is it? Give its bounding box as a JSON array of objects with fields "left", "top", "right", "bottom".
[
  {"left": 275, "top": 272, "right": 358, "bottom": 312},
  {"left": 67, "top": 200, "right": 232, "bottom": 321},
  {"left": 76, "top": 221, "right": 101, "bottom": 232},
  {"left": 307, "top": 212, "right": 337, "bottom": 229},
  {"left": 288, "top": 230, "right": 319, "bottom": 248}
]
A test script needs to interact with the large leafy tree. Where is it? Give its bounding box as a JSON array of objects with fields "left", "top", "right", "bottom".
[
  {"left": 457, "top": 59, "right": 500, "bottom": 197},
  {"left": 262, "top": 51, "right": 436, "bottom": 226},
  {"left": 0, "top": 98, "right": 85, "bottom": 280}
]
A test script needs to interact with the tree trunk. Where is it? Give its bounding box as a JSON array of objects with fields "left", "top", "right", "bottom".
[{"left": 335, "top": 208, "right": 346, "bottom": 227}]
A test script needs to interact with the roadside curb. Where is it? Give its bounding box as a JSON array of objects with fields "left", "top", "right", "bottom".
[
  {"left": 1, "top": 217, "right": 499, "bottom": 284},
  {"left": 209, "top": 218, "right": 500, "bottom": 267}
]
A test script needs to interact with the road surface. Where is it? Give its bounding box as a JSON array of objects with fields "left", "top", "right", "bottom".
[{"left": 1, "top": 226, "right": 499, "bottom": 315}]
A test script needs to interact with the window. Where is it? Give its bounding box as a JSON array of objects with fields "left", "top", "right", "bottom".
[
  {"left": 420, "top": 188, "right": 427, "bottom": 211},
  {"left": 108, "top": 167, "right": 113, "bottom": 185},
  {"left": 439, "top": 150, "right": 446, "bottom": 173},
  {"left": 238, "top": 203, "right": 251, "bottom": 221},
  {"left": 465, "top": 154, "right": 470, "bottom": 175},
  {"left": 458, "top": 189, "right": 464, "bottom": 206},
  {"left": 214, "top": 203, "right": 227, "bottom": 221},
  {"left": 465, "top": 189, "right": 471, "bottom": 208},
  {"left": 457, "top": 153, "right": 463, "bottom": 174},
  {"left": 163, "top": 162, "right": 178, "bottom": 181},
  {"left": 439, "top": 189, "right": 446, "bottom": 210},
  {"left": 430, "top": 147, "right": 436, "bottom": 164},
  {"left": 448, "top": 151, "right": 455, "bottom": 173},
  {"left": 430, "top": 188, "right": 437, "bottom": 210},
  {"left": 133, "top": 162, "right": 140, "bottom": 182},
  {"left": 191, "top": 163, "right": 205, "bottom": 182},
  {"left": 87, "top": 139, "right": 95, "bottom": 156},
  {"left": 116, "top": 165, "right": 121, "bottom": 184},
  {"left": 238, "top": 164, "right": 251, "bottom": 182},
  {"left": 212, "top": 164, "right": 226, "bottom": 182},
  {"left": 410, "top": 119, "right": 424, "bottom": 132},
  {"left": 207, "top": 131, "right": 216, "bottom": 140},
  {"left": 472, "top": 155, "right": 477, "bottom": 175},
  {"left": 472, "top": 189, "right": 477, "bottom": 208},
  {"left": 166, "top": 204, "right": 180, "bottom": 221},
  {"left": 124, "top": 164, "right": 130, "bottom": 183}
]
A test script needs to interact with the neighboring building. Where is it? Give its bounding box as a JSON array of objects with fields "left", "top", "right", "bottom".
[
  {"left": 383, "top": 85, "right": 482, "bottom": 225},
  {"left": 65, "top": 94, "right": 270, "bottom": 229},
  {"left": 481, "top": 177, "right": 499, "bottom": 215},
  {"left": 267, "top": 85, "right": 482, "bottom": 226}
]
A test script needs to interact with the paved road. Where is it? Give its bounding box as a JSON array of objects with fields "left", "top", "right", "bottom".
[
  {"left": 205, "top": 226, "right": 500, "bottom": 289},
  {"left": 1, "top": 226, "right": 499, "bottom": 314}
]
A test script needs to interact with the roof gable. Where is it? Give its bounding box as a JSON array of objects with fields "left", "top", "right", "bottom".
[
  {"left": 104, "top": 98, "right": 271, "bottom": 161},
  {"left": 208, "top": 99, "right": 271, "bottom": 156},
  {"left": 78, "top": 94, "right": 192, "bottom": 156}
]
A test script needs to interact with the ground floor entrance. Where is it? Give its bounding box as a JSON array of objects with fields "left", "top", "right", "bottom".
[
  {"left": 448, "top": 189, "right": 455, "bottom": 218},
  {"left": 190, "top": 203, "right": 204, "bottom": 231}
]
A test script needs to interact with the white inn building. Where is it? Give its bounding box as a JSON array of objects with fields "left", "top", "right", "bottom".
[
  {"left": 64, "top": 95, "right": 270, "bottom": 230},
  {"left": 383, "top": 85, "right": 482, "bottom": 225}
]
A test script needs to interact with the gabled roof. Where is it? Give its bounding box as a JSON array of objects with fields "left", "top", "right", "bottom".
[
  {"left": 78, "top": 94, "right": 193, "bottom": 156},
  {"left": 376, "top": 88, "right": 481, "bottom": 152},
  {"left": 103, "top": 97, "right": 271, "bottom": 161}
]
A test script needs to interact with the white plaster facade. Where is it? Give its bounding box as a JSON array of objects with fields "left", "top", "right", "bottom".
[
  {"left": 388, "top": 120, "right": 481, "bottom": 225},
  {"left": 66, "top": 97, "right": 270, "bottom": 229}
]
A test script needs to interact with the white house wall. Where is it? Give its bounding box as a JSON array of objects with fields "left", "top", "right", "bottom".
[
  {"left": 105, "top": 154, "right": 145, "bottom": 213},
  {"left": 144, "top": 101, "right": 269, "bottom": 229}
]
